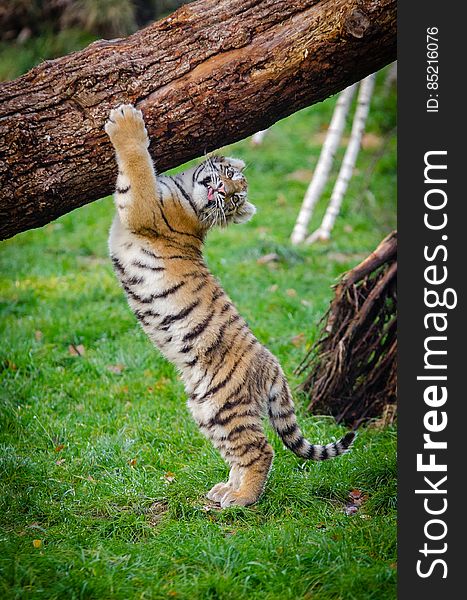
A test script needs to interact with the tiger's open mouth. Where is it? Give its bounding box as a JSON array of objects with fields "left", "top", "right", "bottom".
[{"left": 207, "top": 182, "right": 225, "bottom": 202}]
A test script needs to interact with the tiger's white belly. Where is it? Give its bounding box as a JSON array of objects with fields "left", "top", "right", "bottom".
[{"left": 108, "top": 216, "right": 210, "bottom": 393}]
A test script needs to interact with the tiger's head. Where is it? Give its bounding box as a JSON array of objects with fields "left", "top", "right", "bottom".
[{"left": 190, "top": 155, "right": 256, "bottom": 229}]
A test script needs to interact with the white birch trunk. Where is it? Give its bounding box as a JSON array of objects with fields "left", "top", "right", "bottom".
[
  {"left": 290, "top": 83, "right": 358, "bottom": 245},
  {"left": 305, "top": 73, "right": 376, "bottom": 245},
  {"left": 383, "top": 61, "right": 397, "bottom": 94}
]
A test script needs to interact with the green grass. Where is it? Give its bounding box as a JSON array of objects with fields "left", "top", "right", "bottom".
[
  {"left": 0, "top": 69, "right": 397, "bottom": 599},
  {"left": 0, "top": 29, "right": 98, "bottom": 82}
]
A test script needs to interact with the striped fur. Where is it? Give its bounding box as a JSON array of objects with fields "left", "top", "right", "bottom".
[{"left": 105, "top": 105, "right": 355, "bottom": 508}]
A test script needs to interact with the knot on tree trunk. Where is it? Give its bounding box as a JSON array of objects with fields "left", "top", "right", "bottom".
[{"left": 345, "top": 9, "right": 371, "bottom": 39}]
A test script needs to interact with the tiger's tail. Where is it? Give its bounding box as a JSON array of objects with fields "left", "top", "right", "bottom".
[{"left": 268, "top": 378, "right": 356, "bottom": 460}]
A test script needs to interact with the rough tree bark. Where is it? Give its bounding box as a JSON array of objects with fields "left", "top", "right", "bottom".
[{"left": 0, "top": 0, "right": 396, "bottom": 240}]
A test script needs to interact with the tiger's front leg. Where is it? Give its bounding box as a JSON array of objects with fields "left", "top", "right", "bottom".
[{"left": 105, "top": 104, "right": 159, "bottom": 232}]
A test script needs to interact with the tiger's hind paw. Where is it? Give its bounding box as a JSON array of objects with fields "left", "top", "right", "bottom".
[
  {"left": 206, "top": 482, "right": 232, "bottom": 503},
  {"left": 219, "top": 490, "right": 257, "bottom": 508}
]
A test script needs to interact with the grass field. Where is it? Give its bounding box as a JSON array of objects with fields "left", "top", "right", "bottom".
[{"left": 0, "top": 70, "right": 397, "bottom": 599}]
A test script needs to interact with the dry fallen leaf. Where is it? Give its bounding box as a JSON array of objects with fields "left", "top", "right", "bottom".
[
  {"left": 68, "top": 344, "right": 85, "bottom": 357},
  {"left": 202, "top": 502, "right": 222, "bottom": 513},
  {"left": 328, "top": 252, "right": 352, "bottom": 264},
  {"left": 328, "top": 252, "right": 367, "bottom": 265},
  {"left": 224, "top": 529, "right": 237, "bottom": 537},
  {"left": 153, "top": 378, "right": 170, "bottom": 391},
  {"left": 286, "top": 168, "right": 314, "bottom": 182},
  {"left": 290, "top": 333, "right": 306, "bottom": 347},
  {"left": 276, "top": 193, "right": 287, "bottom": 206},
  {"left": 128, "top": 458, "right": 137, "bottom": 467},
  {"left": 361, "top": 132, "right": 384, "bottom": 149},
  {"left": 32, "top": 539, "right": 42, "bottom": 549},
  {"left": 314, "top": 131, "right": 350, "bottom": 146},
  {"left": 268, "top": 284, "right": 279, "bottom": 293},
  {"left": 286, "top": 288, "right": 297, "bottom": 297},
  {"left": 349, "top": 489, "right": 363, "bottom": 501},
  {"left": 257, "top": 253, "right": 280, "bottom": 265},
  {"left": 344, "top": 489, "right": 369, "bottom": 515},
  {"left": 54, "top": 444, "right": 64, "bottom": 452},
  {"left": 147, "top": 501, "right": 169, "bottom": 526},
  {"left": 107, "top": 363, "right": 125, "bottom": 374},
  {"left": 77, "top": 255, "right": 108, "bottom": 267}
]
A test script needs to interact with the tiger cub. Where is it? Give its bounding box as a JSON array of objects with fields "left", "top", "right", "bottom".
[{"left": 105, "top": 104, "right": 355, "bottom": 508}]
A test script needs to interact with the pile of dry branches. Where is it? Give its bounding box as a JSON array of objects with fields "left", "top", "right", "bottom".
[{"left": 296, "top": 231, "right": 397, "bottom": 428}]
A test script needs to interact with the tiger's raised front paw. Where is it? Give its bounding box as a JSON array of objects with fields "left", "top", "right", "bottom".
[{"left": 105, "top": 104, "right": 149, "bottom": 151}]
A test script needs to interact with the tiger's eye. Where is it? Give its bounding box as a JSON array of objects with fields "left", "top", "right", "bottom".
[{"left": 226, "top": 167, "right": 235, "bottom": 179}]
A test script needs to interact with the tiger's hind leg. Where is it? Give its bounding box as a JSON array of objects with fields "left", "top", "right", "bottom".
[{"left": 192, "top": 388, "right": 272, "bottom": 507}]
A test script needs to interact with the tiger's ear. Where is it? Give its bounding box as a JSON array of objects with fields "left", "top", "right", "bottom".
[{"left": 224, "top": 157, "right": 246, "bottom": 171}]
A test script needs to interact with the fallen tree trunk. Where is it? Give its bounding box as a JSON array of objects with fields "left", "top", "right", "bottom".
[
  {"left": 296, "top": 231, "right": 397, "bottom": 428},
  {"left": 0, "top": 0, "right": 396, "bottom": 240}
]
